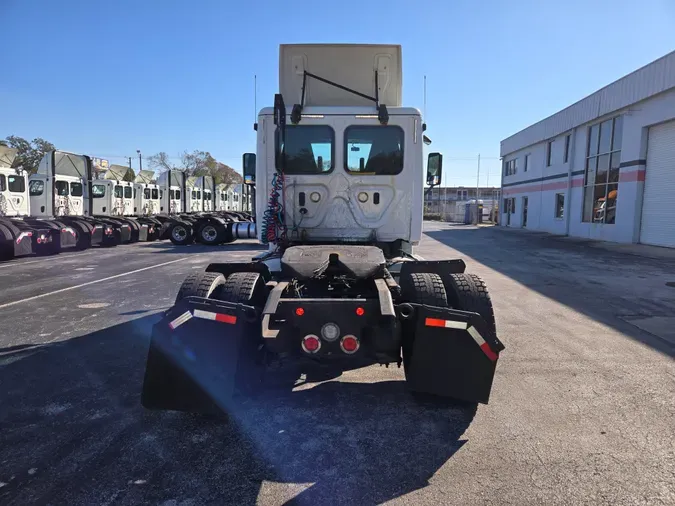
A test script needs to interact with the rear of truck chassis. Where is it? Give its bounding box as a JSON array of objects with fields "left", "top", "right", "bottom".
[{"left": 141, "top": 245, "right": 505, "bottom": 415}]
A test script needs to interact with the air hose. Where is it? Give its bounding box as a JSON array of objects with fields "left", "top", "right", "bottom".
[{"left": 261, "top": 171, "right": 286, "bottom": 244}]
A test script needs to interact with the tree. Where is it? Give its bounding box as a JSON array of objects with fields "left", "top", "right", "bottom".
[
  {"left": 123, "top": 168, "right": 136, "bottom": 182},
  {"left": 147, "top": 149, "right": 242, "bottom": 185},
  {"left": 3, "top": 135, "right": 55, "bottom": 173}
]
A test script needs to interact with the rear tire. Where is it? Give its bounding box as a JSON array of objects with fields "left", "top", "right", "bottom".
[
  {"left": 219, "top": 272, "right": 266, "bottom": 306},
  {"left": 444, "top": 273, "right": 497, "bottom": 337},
  {"left": 169, "top": 223, "right": 193, "bottom": 246},
  {"left": 175, "top": 272, "right": 226, "bottom": 304},
  {"left": 196, "top": 223, "right": 227, "bottom": 245},
  {"left": 399, "top": 272, "right": 448, "bottom": 380}
]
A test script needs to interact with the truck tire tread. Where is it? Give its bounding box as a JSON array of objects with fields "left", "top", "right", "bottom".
[
  {"left": 220, "top": 272, "right": 264, "bottom": 305},
  {"left": 175, "top": 272, "right": 226, "bottom": 303},
  {"left": 445, "top": 273, "right": 497, "bottom": 337}
]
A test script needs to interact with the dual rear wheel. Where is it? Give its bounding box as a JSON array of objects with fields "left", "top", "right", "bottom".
[{"left": 399, "top": 271, "right": 497, "bottom": 380}]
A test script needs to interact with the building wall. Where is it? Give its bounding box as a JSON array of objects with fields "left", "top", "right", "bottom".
[{"left": 500, "top": 88, "right": 675, "bottom": 244}]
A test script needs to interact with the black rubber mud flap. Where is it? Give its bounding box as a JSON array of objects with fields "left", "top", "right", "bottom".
[
  {"left": 405, "top": 304, "right": 505, "bottom": 404},
  {"left": 141, "top": 297, "right": 258, "bottom": 414}
]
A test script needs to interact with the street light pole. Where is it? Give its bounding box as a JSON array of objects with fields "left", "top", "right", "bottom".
[{"left": 137, "top": 150, "right": 142, "bottom": 172}]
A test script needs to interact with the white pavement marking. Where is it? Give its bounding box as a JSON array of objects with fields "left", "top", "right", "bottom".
[{"left": 0, "top": 257, "right": 188, "bottom": 310}]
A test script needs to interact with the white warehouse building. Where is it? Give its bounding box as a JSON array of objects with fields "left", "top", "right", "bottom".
[{"left": 499, "top": 50, "right": 675, "bottom": 248}]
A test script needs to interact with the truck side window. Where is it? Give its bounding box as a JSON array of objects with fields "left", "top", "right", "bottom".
[
  {"left": 124, "top": 186, "right": 132, "bottom": 199},
  {"left": 275, "top": 125, "right": 334, "bottom": 174},
  {"left": 144, "top": 188, "right": 151, "bottom": 199},
  {"left": 70, "top": 182, "right": 83, "bottom": 197},
  {"left": 191, "top": 190, "right": 197, "bottom": 199},
  {"left": 8, "top": 175, "right": 26, "bottom": 193},
  {"left": 56, "top": 180, "right": 69, "bottom": 196},
  {"left": 29, "top": 180, "right": 44, "bottom": 196},
  {"left": 345, "top": 125, "right": 404, "bottom": 175},
  {"left": 152, "top": 188, "right": 159, "bottom": 199},
  {"left": 0, "top": 175, "right": 5, "bottom": 191},
  {"left": 92, "top": 184, "right": 106, "bottom": 198},
  {"left": 115, "top": 185, "right": 123, "bottom": 198}
]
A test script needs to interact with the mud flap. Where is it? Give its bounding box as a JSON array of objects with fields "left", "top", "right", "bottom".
[
  {"left": 141, "top": 297, "right": 259, "bottom": 414},
  {"left": 405, "top": 304, "right": 505, "bottom": 404},
  {"left": 59, "top": 228, "right": 78, "bottom": 249}
]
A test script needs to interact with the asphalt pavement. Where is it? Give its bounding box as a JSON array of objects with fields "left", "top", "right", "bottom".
[{"left": 0, "top": 225, "right": 673, "bottom": 505}]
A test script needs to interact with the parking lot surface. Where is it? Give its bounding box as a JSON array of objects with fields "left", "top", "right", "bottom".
[{"left": 1, "top": 225, "right": 673, "bottom": 505}]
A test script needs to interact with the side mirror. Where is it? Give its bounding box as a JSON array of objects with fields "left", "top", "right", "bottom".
[
  {"left": 243, "top": 153, "right": 256, "bottom": 185},
  {"left": 427, "top": 152, "right": 443, "bottom": 186}
]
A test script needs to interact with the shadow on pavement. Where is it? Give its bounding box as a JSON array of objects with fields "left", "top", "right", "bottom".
[
  {"left": 425, "top": 225, "right": 675, "bottom": 357},
  {"left": 0, "top": 315, "right": 475, "bottom": 505}
]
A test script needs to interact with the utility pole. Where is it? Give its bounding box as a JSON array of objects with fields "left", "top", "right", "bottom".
[
  {"left": 137, "top": 149, "right": 142, "bottom": 171},
  {"left": 128, "top": 157, "right": 132, "bottom": 170}
]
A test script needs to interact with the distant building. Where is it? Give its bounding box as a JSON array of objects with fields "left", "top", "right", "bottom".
[
  {"left": 500, "top": 50, "right": 675, "bottom": 248},
  {"left": 424, "top": 186, "right": 501, "bottom": 222}
]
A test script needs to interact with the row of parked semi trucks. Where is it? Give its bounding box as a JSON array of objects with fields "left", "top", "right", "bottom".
[{"left": 0, "top": 148, "right": 255, "bottom": 261}]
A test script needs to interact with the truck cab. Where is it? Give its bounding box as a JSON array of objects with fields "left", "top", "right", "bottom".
[
  {"left": 250, "top": 44, "right": 424, "bottom": 252},
  {"left": 133, "top": 170, "right": 161, "bottom": 216},
  {"left": 1, "top": 167, "right": 30, "bottom": 217}
]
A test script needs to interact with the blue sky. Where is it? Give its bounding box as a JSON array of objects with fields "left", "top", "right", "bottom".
[{"left": 2, "top": 0, "right": 674, "bottom": 187}]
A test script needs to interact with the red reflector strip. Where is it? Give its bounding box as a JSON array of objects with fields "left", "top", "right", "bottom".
[
  {"left": 480, "top": 342, "right": 498, "bottom": 362},
  {"left": 193, "top": 309, "right": 237, "bottom": 325},
  {"left": 467, "top": 325, "right": 498, "bottom": 362},
  {"left": 425, "top": 318, "right": 468, "bottom": 330},
  {"left": 169, "top": 311, "right": 192, "bottom": 330}
]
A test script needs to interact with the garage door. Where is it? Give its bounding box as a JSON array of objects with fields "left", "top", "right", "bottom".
[{"left": 640, "top": 120, "right": 675, "bottom": 247}]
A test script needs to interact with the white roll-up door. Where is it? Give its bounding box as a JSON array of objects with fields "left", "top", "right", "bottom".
[{"left": 640, "top": 120, "right": 675, "bottom": 248}]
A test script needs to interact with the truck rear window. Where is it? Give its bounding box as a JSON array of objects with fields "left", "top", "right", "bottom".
[
  {"left": 0, "top": 175, "right": 5, "bottom": 191},
  {"left": 70, "top": 182, "right": 83, "bottom": 197},
  {"left": 115, "top": 186, "right": 123, "bottom": 198},
  {"left": 124, "top": 186, "right": 132, "bottom": 198},
  {"left": 56, "top": 180, "right": 69, "bottom": 196},
  {"left": 8, "top": 175, "right": 25, "bottom": 193},
  {"left": 276, "top": 125, "right": 334, "bottom": 174},
  {"left": 151, "top": 188, "right": 159, "bottom": 199},
  {"left": 144, "top": 188, "right": 151, "bottom": 199},
  {"left": 345, "top": 125, "right": 404, "bottom": 175},
  {"left": 175, "top": 189, "right": 181, "bottom": 200}
]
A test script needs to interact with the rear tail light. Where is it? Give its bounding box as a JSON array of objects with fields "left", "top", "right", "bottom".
[
  {"left": 301, "top": 334, "right": 321, "bottom": 354},
  {"left": 340, "top": 335, "right": 360, "bottom": 354},
  {"left": 295, "top": 307, "right": 305, "bottom": 316},
  {"left": 105, "top": 227, "right": 113, "bottom": 235},
  {"left": 355, "top": 307, "right": 365, "bottom": 316}
]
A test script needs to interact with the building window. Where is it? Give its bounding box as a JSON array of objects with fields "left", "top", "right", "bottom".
[
  {"left": 583, "top": 116, "right": 622, "bottom": 224},
  {"left": 510, "top": 198, "right": 516, "bottom": 214},
  {"left": 546, "top": 140, "right": 553, "bottom": 166},
  {"left": 555, "top": 193, "right": 565, "bottom": 219},
  {"left": 564, "top": 135, "right": 571, "bottom": 163},
  {"left": 524, "top": 154, "right": 530, "bottom": 172},
  {"left": 503, "top": 158, "right": 518, "bottom": 176},
  {"left": 457, "top": 189, "right": 468, "bottom": 200}
]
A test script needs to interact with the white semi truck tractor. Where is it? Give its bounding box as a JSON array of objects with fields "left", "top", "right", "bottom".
[
  {"left": 142, "top": 43, "right": 505, "bottom": 416},
  {"left": 29, "top": 150, "right": 127, "bottom": 249},
  {"left": 0, "top": 147, "right": 79, "bottom": 260}
]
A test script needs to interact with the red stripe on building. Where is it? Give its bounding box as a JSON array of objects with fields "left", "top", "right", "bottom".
[
  {"left": 503, "top": 177, "right": 583, "bottom": 196},
  {"left": 618, "top": 169, "right": 646, "bottom": 182}
]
